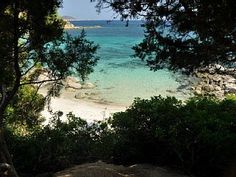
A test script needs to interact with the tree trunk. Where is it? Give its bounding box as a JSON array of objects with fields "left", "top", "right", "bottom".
[
  {"left": 0, "top": 1, "right": 23, "bottom": 177},
  {"left": 0, "top": 126, "right": 19, "bottom": 177}
]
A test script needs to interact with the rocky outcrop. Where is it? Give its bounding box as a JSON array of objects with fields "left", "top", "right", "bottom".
[
  {"left": 36, "top": 70, "right": 98, "bottom": 100},
  {"left": 63, "top": 20, "right": 102, "bottom": 30},
  {"left": 64, "top": 20, "right": 78, "bottom": 29},
  {"left": 64, "top": 77, "right": 82, "bottom": 90},
  {"left": 63, "top": 76, "right": 96, "bottom": 90},
  {"left": 191, "top": 65, "right": 236, "bottom": 98},
  {"left": 81, "top": 82, "right": 96, "bottom": 89},
  {"left": 74, "top": 92, "right": 86, "bottom": 99},
  {"left": 54, "top": 161, "right": 189, "bottom": 177}
]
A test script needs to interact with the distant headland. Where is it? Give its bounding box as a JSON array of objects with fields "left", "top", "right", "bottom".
[
  {"left": 62, "top": 15, "right": 78, "bottom": 21},
  {"left": 62, "top": 16, "right": 102, "bottom": 30}
]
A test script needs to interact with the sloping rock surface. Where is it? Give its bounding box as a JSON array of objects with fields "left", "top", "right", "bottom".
[{"left": 54, "top": 161, "right": 188, "bottom": 177}]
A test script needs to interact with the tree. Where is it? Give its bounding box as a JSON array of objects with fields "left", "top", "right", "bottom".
[
  {"left": 5, "top": 85, "right": 46, "bottom": 135},
  {"left": 95, "top": 0, "right": 236, "bottom": 73},
  {"left": 0, "top": 1, "right": 98, "bottom": 176}
]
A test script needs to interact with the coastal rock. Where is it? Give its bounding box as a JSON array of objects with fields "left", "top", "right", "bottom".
[
  {"left": 66, "top": 76, "right": 78, "bottom": 83},
  {"left": 54, "top": 161, "right": 189, "bottom": 177},
  {"left": 202, "top": 85, "right": 215, "bottom": 92},
  {"left": 81, "top": 83, "right": 96, "bottom": 89},
  {"left": 65, "top": 88, "right": 78, "bottom": 92},
  {"left": 65, "top": 77, "right": 82, "bottom": 90},
  {"left": 37, "top": 73, "right": 49, "bottom": 82},
  {"left": 212, "top": 75, "right": 221, "bottom": 82},
  {"left": 36, "top": 70, "right": 54, "bottom": 88},
  {"left": 224, "top": 84, "right": 236, "bottom": 94},
  {"left": 214, "top": 86, "right": 222, "bottom": 91},
  {"left": 66, "top": 82, "right": 82, "bottom": 90},
  {"left": 64, "top": 20, "right": 78, "bottom": 29},
  {"left": 215, "top": 64, "right": 224, "bottom": 71},
  {"left": 224, "top": 77, "right": 236, "bottom": 84},
  {"left": 75, "top": 92, "right": 86, "bottom": 99},
  {"left": 194, "top": 89, "right": 202, "bottom": 95},
  {"left": 191, "top": 65, "right": 236, "bottom": 99},
  {"left": 166, "top": 89, "right": 176, "bottom": 94}
]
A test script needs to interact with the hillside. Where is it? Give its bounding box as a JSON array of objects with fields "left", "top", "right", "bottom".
[{"left": 62, "top": 15, "right": 76, "bottom": 21}]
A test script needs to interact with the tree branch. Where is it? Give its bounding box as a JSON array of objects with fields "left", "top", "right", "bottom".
[
  {"left": 0, "top": 85, "right": 7, "bottom": 116},
  {"left": 20, "top": 78, "right": 63, "bottom": 86}
]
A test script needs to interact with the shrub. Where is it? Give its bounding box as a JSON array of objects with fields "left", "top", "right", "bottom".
[
  {"left": 108, "top": 96, "right": 236, "bottom": 177},
  {"left": 6, "top": 112, "right": 93, "bottom": 176},
  {"left": 6, "top": 96, "right": 236, "bottom": 177}
]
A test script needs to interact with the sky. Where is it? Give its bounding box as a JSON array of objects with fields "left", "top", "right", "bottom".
[{"left": 58, "top": 0, "right": 115, "bottom": 20}]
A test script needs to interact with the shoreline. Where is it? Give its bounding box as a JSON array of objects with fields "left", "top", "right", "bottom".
[
  {"left": 64, "top": 25, "right": 102, "bottom": 30},
  {"left": 39, "top": 86, "right": 127, "bottom": 123},
  {"left": 64, "top": 19, "right": 102, "bottom": 30}
]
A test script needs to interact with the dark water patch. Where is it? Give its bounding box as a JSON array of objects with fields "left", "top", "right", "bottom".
[
  {"left": 107, "top": 60, "right": 146, "bottom": 69},
  {"left": 93, "top": 99, "right": 114, "bottom": 105},
  {"left": 99, "top": 69, "right": 108, "bottom": 74},
  {"left": 103, "top": 87, "right": 115, "bottom": 90}
]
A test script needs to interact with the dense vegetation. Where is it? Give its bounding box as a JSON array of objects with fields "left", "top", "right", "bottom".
[
  {"left": 1, "top": 1, "right": 236, "bottom": 177},
  {"left": 0, "top": 1, "right": 98, "bottom": 176},
  {"left": 6, "top": 94, "right": 236, "bottom": 177}
]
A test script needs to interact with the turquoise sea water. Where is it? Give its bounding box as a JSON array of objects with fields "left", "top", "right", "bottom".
[{"left": 68, "top": 20, "right": 189, "bottom": 106}]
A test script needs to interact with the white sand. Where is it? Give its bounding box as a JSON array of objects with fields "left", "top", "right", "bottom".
[{"left": 40, "top": 88, "right": 127, "bottom": 123}]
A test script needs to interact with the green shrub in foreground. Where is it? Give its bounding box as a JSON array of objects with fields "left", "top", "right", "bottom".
[
  {"left": 6, "top": 112, "right": 93, "bottom": 176},
  {"left": 109, "top": 96, "right": 236, "bottom": 177},
  {"left": 6, "top": 96, "right": 236, "bottom": 177}
]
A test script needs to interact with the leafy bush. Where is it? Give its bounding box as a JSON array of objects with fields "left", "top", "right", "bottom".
[
  {"left": 6, "top": 96, "right": 236, "bottom": 177},
  {"left": 6, "top": 112, "right": 93, "bottom": 176},
  {"left": 5, "top": 85, "right": 45, "bottom": 134},
  {"left": 108, "top": 96, "right": 236, "bottom": 177}
]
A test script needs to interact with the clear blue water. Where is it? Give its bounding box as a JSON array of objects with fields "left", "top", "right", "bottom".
[{"left": 67, "top": 20, "right": 189, "bottom": 106}]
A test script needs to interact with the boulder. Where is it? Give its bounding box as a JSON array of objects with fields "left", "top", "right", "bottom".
[
  {"left": 66, "top": 82, "right": 82, "bottom": 89},
  {"left": 166, "top": 89, "right": 176, "bottom": 94},
  {"left": 194, "top": 86, "right": 202, "bottom": 95},
  {"left": 75, "top": 92, "right": 86, "bottom": 99},
  {"left": 66, "top": 76, "right": 78, "bottom": 82},
  {"left": 212, "top": 75, "right": 221, "bottom": 82},
  {"left": 194, "top": 90, "right": 202, "bottom": 95},
  {"left": 65, "top": 77, "right": 82, "bottom": 89},
  {"left": 81, "top": 83, "right": 96, "bottom": 89},
  {"left": 224, "top": 84, "right": 236, "bottom": 94},
  {"left": 202, "top": 85, "right": 215, "bottom": 92},
  {"left": 65, "top": 88, "right": 77, "bottom": 92},
  {"left": 214, "top": 86, "right": 222, "bottom": 92}
]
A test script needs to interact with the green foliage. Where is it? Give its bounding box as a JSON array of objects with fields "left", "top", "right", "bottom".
[
  {"left": 0, "top": 1, "right": 100, "bottom": 177},
  {"left": 42, "top": 30, "right": 99, "bottom": 82},
  {"left": 226, "top": 94, "right": 236, "bottom": 101},
  {"left": 96, "top": 0, "right": 236, "bottom": 73},
  {"left": 6, "top": 112, "right": 93, "bottom": 176},
  {"left": 0, "top": 0, "right": 64, "bottom": 84},
  {"left": 5, "top": 85, "right": 45, "bottom": 134},
  {"left": 110, "top": 97, "right": 182, "bottom": 164},
  {"left": 0, "top": 1, "right": 99, "bottom": 175},
  {"left": 108, "top": 96, "right": 236, "bottom": 177},
  {"left": 0, "top": 0, "right": 99, "bottom": 114},
  {"left": 6, "top": 96, "right": 236, "bottom": 177}
]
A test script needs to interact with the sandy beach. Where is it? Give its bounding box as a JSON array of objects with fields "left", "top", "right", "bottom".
[{"left": 39, "top": 85, "right": 127, "bottom": 123}]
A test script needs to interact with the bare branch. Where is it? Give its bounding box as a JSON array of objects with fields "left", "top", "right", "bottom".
[
  {"left": 20, "top": 78, "right": 63, "bottom": 86},
  {"left": 0, "top": 85, "right": 7, "bottom": 111},
  {"left": 21, "top": 59, "right": 40, "bottom": 76}
]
